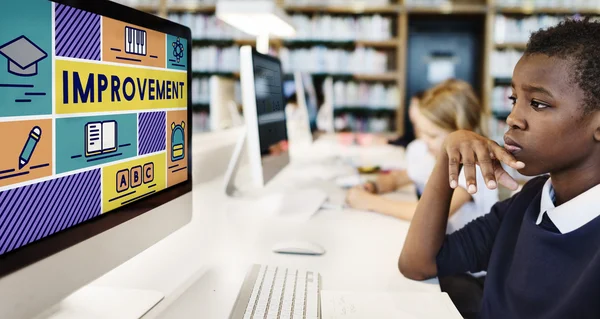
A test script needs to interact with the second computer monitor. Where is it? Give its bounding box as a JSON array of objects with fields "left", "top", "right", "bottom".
[{"left": 240, "top": 46, "right": 289, "bottom": 187}]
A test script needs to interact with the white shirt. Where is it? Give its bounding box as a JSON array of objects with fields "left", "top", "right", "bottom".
[
  {"left": 536, "top": 178, "right": 600, "bottom": 234},
  {"left": 405, "top": 139, "right": 436, "bottom": 195},
  {"left": 405, "top": 139, "right": 498, "bottom": 234},
  {"left": 451, "top": 166, "right": 499, "bottom": 233}
]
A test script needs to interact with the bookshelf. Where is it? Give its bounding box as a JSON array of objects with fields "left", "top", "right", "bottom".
[{"left": 126, "top": 0, "right": 598, "bottom": 136}]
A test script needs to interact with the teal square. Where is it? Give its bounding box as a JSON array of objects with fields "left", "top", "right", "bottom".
[
  {"left": 167, "top": 35, "right": 187, "bottom": 71},
  {"left": 56, "top": 114, "right": 138, "bottom": 174},
  {"left": 0, "top": 0, "right": 52, "bottom": 117}
]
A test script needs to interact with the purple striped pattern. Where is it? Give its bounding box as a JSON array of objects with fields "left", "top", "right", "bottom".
[
  {"left": 0, "top": 169, "right": 101, "bottom": 256},
  {"left": 138, "top": 112, "right": 166, "bottom": 155},
  {"left": 55, "top": 4, "right": 101, "bottom": 60}
]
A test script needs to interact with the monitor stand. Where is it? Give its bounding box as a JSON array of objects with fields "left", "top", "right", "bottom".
[
  {"left": 223, "top": 128, "right": 328, "bottom": 221},
  {"left": 34, "top": 286, "right": 163, "bottom": 319},
  {"left": 223, "top": 127, "right": 248, "bottom": 197}
]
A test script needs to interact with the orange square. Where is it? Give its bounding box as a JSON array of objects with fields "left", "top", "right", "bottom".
[
  {"left": 116, "top": 169, "right": 129, "bottom": 193},
  {"left": 102, "top": 17, "right": 166, "bottom": 68},
  {"left": 143, "top": 162, "right": 154, "bottom": 184},
  {"left": 130, "top": 166, "right": 142, "bottom": 188},
  {"left": 0, "top": 119, "right": 53, "bottom": 188}
]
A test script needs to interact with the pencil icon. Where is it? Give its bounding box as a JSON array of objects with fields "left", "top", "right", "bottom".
[{"left": 19, "top": 126, "right": 42, "bottom": 170}]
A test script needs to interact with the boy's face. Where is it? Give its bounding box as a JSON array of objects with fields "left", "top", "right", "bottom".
[{"left": 506, "top": 54, "right": 597, "bottom": 176}]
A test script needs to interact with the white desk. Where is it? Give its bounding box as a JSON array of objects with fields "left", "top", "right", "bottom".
[{"left": 92, "top": 136, "right": 439, "bottom": 319}]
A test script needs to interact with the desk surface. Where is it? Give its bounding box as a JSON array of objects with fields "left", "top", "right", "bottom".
[{"left": 93, "top": 136, "right": 438, "bottom": 319}]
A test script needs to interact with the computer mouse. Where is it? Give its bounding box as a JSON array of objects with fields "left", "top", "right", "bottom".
[{"left": 272, "top": 241, "right": 325, "bottom": 256}]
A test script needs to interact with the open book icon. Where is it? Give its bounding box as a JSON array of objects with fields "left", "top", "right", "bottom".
[{"left": 85, "top": 121, "right": 117, "bottom": 157}]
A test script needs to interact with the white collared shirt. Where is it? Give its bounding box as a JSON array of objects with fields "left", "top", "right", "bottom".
[{"left": 536, "top": 178, "right": 600, "bottom": 234}]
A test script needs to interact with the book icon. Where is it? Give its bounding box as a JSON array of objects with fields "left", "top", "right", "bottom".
[{"left": 85, "top": 121, "right": 117, "bottom": 157}]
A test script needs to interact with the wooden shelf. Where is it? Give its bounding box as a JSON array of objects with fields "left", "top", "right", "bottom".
[
  {"left": 355, "top": 39, "right": 399, "bottom": 48},
  {"left": 496, "top": 6, "right": 600, "bottom": 15},
  {"left": 406, "top": 4, "right": 488, "bottom": 14},
  {"left": 495, "top": 42, "right": 527, "bottom": 50},
  {"left": 284, "top": 4, "right": 400, "bottom": 14}
]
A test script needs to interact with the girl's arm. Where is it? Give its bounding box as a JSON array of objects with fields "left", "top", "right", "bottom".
[{"left": 346, "top": 185, "right": 473, "bottom": 221}]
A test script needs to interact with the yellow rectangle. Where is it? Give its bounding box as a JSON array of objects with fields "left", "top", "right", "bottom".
[
  {"left": 56, "top": 59, "right": 187, "bottom": 114},
  {"left": 102, "top": 153, "right": 166, "bottom": 213},
  {"left": 173, "top": 149, "right": 183, "bottom": 157}
]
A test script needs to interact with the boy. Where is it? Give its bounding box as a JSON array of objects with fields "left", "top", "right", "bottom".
[{"left": 399, "top": 19, "right": 600, "bottom": 319}]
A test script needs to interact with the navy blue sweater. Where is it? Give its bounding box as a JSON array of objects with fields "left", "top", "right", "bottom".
[{"left": 436, "top": 176, "right": 600, "bottom": 319}]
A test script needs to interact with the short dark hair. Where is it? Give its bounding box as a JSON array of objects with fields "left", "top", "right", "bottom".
[{"left": 525, "top": 18, "right": 600, "bottom": 115}]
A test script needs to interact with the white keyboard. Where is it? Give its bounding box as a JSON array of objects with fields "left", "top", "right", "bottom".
[{"left": 229, "top": 265, "right": 321, "bottom": 319}]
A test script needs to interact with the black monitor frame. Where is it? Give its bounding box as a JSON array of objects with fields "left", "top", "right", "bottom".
[{"left": 0, "top": 0, "right": 193, "bottom": 277}]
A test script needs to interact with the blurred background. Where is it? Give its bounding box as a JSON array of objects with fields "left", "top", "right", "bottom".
[{"left": 112, "top": 0, "right": 600, "bottom": 144}]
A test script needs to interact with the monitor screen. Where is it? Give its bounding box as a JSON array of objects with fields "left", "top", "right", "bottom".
[
  {"left": 252, "top": 52, "right": 288, "bottom": 157},
  {"left": 0, "top": 0, "right": 190, "bottom": 263}
]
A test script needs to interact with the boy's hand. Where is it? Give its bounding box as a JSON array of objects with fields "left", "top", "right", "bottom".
[{"left": 443, "top": 130, "right": 525, "bottom": 193}]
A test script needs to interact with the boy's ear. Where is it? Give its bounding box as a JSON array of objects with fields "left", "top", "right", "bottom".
[{"left": 594, "top": 113, "right": 600, "bottom": 142}]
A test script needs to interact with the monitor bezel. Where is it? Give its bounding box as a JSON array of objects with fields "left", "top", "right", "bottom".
[{"left": 0, "top": 0, "right": 193, "bottom": 277}]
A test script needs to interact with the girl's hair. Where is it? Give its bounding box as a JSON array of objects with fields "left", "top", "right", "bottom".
[
  {"left": 413, "top": 90, "right": 425, "bottom": 101},
  {"left": 418, "top": 79, "right": 489, "bottom": 137}
]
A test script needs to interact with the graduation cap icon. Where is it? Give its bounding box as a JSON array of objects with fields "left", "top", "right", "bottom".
[{"left": 0, "top": 35, "right": 48, "bottom": 77}]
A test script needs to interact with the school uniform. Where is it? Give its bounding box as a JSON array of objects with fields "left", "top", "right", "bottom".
[{"left": 436, "top": 175, "right": 600, "bottom": 319}]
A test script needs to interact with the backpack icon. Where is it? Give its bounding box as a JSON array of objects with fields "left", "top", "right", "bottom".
[{"left": 171, "top": 121, "right": 185, "bottom": 161}]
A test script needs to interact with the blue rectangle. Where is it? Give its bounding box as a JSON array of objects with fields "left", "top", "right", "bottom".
[{"left": 0, "top": 0, "right": 52, "bottom": 117}]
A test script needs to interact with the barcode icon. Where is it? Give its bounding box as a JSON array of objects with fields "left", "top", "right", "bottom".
[{"left": 125, "top": 26, "right": 147, "bottom": 56}]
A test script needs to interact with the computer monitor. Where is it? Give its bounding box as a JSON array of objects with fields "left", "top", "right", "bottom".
[
  {"left": 317, "top": 76, "right": 335, "bottom": 133},
  {"left": 209, "top": 75, "right": 243, "bottom": 131},
  {"left": 223, "top": 47, "right": 327, "bottom": 219},
  {"left": 285, "top": 72, "right": 315, "bottom": 158},
  {"left": 239, "top": 46, "right": 289, "bottom": 188},
  {"left": 0, "top": 0, "right": 192, "bottom": 317}
]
